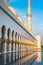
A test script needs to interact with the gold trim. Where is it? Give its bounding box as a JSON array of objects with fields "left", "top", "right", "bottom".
[{"left": 0, "top": 38, "right": 37, "bottom": 47}]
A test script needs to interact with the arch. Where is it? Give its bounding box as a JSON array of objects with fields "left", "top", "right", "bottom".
[
  {"left": 7, "top": 28, "right": 11, "bottom": 39},
  {"left": 0, "top": 25, "right": 6, "bottom": 52},
  {"left": 15, "top": 32, "right": 17, "bottom": 41},
  {"left": 15, "top": 32, "right": 17, "bottom": 38},
  {"left": 18, "top": 34, "right": 20, "bottom": 41},
  {"left": 11, "top": 30, "right": 14, "bottom": 51},
  {"left": 1, "top": 25, "right": 6, "bottom": 38},
  {"left": 12, "top": 30, "right": 14, "bottom": 39}
]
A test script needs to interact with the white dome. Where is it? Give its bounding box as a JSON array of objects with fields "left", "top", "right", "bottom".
[
  {"left": 8, "top": 6, "right": 17, "bottom": 15},
  {"left": 17, "top": 16, "right": 24, "bottom": 23}
]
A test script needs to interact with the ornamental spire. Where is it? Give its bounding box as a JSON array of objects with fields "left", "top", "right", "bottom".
[{"left": 27, "top": 0, "right": 32, "bottom": 30}]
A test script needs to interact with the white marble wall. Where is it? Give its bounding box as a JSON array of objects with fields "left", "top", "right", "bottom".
[{"left": 0, "top": 9, "right": 35, "bottom": 42}]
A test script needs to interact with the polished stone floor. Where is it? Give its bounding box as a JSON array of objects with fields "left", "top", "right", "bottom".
[{"left": 1, "top": 51, "right": 43, "bottom": 65}]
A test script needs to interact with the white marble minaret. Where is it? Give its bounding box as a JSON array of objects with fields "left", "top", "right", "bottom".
[{"left": 27, "top": 0, "right": 32, "bottom": 30}]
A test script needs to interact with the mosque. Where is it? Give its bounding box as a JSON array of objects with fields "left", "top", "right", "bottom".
[{"left": 0, "top": 0, "right": 41, "bottom": 65}]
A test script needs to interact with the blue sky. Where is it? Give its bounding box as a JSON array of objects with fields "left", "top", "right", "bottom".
[{"left": 9, "top": 0, "right": 43, "bottom": 45}]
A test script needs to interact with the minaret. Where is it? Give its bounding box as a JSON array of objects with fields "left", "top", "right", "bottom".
[{"left": 27, "top": 0, "right": 32, "bottom": 30}]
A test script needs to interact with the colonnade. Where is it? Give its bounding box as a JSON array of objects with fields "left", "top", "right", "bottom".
[{"left": 0, "top": 25, "right": 37, "bottom": 65}]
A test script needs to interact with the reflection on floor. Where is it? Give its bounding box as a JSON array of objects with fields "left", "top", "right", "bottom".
[
  {"left": 9, "top": 52, "right": 37, "bottom": 65},
  {"left": 36, "top": 51, "right": 41, "bottom": 62},
  {"left": 33, "top": 51, "right": 43, "bottom": 65},
  {"left": 0, "top": 52, "right": 38, "bottom": 65}
]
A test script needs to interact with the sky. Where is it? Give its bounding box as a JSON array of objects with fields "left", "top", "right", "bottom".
[{"left": 9, "top": 0, "right": 43, "bottom": 45}]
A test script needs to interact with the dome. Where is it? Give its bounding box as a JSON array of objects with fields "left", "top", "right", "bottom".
[
  {"left": 8, "top": 6, "right": 17, "bottom": 15},
  {"left": 17, "top": 16, "right": 24, "bottom": 23}
]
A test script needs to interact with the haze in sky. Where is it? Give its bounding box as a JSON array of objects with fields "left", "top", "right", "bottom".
[{"left": 10, "top": 0, "right": 43, "bottom": 45}]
